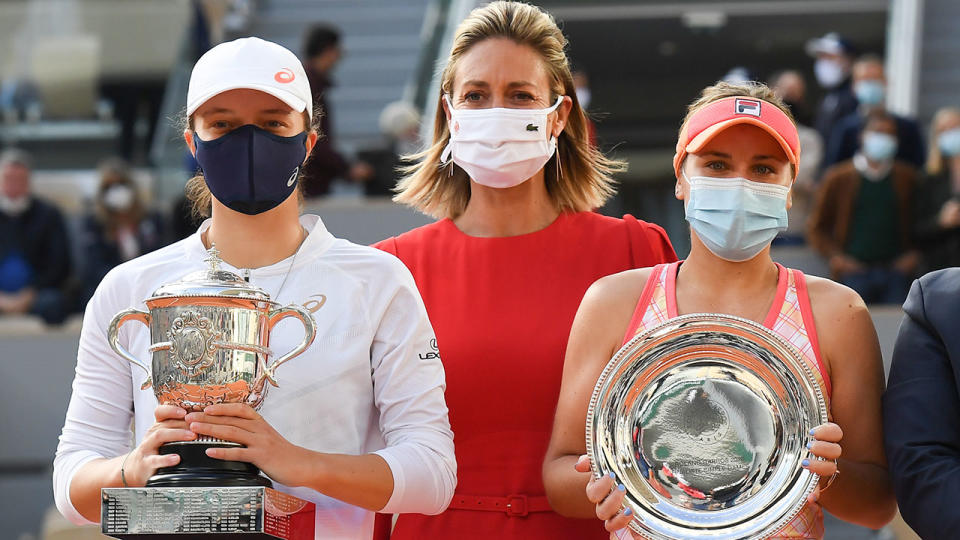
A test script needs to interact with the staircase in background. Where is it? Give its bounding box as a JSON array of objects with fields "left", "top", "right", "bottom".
[{"left": 243, "top": 0, "right": 432, "bottom": 155}]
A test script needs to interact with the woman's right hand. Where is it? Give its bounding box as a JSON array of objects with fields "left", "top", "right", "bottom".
[
  {"left": 122, "top": 404, "right": 196, "bottom": 486},
  {"left": 575, "top": 455, "right": 635, "bottom": 535}
]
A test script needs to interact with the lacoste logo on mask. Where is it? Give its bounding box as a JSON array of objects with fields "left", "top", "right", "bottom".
[{"left": 526, "top": 124, "right": 539, "bottom": 132}]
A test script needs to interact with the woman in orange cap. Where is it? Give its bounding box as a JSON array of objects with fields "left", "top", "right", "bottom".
[{"left": 543, "top": 81, "right": 895, "bottom": 538}]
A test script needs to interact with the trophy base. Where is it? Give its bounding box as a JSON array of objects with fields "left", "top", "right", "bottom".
[
  {"left": 147, "top": 441, "right": 271, "bottom": 488},
  {"left": 101, "top": 486, "right": 315, "bottom": 539}
]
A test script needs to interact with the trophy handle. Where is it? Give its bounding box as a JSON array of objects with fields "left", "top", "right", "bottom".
[
  {"left": 107, "top": 308, "right": 154, "bottom": 390},
  {"left": 257, "top": 304, "right": 317, "bottom": 388}
]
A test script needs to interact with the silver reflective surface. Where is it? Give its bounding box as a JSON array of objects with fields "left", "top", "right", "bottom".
[{"left": 587, "top": 314, "right": 827, "bottom": 539}]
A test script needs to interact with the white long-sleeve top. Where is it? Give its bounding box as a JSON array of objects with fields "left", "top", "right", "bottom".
[{"left": 53, "top": 214, "right": 456, "bottom": 539}]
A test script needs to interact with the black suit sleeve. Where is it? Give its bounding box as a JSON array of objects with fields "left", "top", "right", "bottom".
[{"left": 883, "top": 272, "right": 960, "bottom": 539}]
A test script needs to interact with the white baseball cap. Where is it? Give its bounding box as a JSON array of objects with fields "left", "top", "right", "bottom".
[{"left": 186, "top": 37, "right": 312, "bottom": 119}]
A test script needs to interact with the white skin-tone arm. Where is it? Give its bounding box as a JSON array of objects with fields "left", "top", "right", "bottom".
[{"left": 542, "top": 268, "right": 652, "bottom": 518}]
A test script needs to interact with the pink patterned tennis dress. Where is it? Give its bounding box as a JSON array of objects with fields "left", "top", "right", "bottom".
[{"left": 616, "top": 261, "right": 831, "bottom": 540}]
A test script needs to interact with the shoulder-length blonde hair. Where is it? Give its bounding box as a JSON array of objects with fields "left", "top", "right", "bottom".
[
  {"left": 394, "top": 1, "right": 624, "bottom": 219},
  {"left": 926, "top": 106, "right": 960, "bottom": 176}
]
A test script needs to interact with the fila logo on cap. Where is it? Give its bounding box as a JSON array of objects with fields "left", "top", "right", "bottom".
[
  {"left": 735, "top": 98, "right": 761, "bottom": 117},
  {"left": 274, "top": 68, "right": 295, "bottom": 84}
]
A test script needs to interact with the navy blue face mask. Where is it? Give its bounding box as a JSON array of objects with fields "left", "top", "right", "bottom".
[{"left": 193, "top": 124, "right": 308, "bottom": 215}]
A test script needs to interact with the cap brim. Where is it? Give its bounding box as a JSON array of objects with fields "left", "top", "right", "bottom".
[
  {"left": 685, "top": 116, "right": 798, "bottom": 167},
  {"left": 187, "top": 82, "right": 309, "bottom": 118}
]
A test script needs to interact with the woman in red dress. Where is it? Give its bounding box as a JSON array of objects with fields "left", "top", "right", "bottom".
[{"left": 373, "top": 3, "right": 676, "bottom": 538}]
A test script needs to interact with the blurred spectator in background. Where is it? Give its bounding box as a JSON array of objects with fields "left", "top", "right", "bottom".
[
  {"left": 355, "top": 100, "right": 421, "bottom": 197},
  {"left": 770, "top": 69, "right": 823, "bottom": 243},
  {"left": 914, "top": 107, "right": 960, "bottom": 273},
  {"left": 0, "top": 149, "right": 72, "bottom": 323},
  {"left": 79, "top": 158, "right": 164, "bottom": 305},
  {"left": 822, "top": 54, "right": 925, "bottom": 171},
  {"left": 572, "top": 69, "right": 596, "bottom": 146},
  {"left": 299, "top": 24, "right": 373, "bottom": 196},
  {"left": 806, "top": 32, "right": 859, "bottom": 143},
  {"left": 809, "top": 111, "right": 918, "bottom": 304}
]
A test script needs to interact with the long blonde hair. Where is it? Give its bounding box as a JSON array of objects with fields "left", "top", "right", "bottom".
[
  {"left": 926, "top": 106, "right": 960, "bottom": 176},
  {"left": 393, "top": 1, "right": 623, "bottom": 219}
]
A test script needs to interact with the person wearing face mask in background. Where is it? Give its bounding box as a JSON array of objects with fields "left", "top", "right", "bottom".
[
  {"left": 770, "top": 69, "right": 824, "bottom": 243},
  {"left": 821, "top": 55, "right": 925, "bottom": 172},
  {"left": 544, "top": 82, "right": 895, "bottom": 539},
  {"left": 809, "top": 111, "right": 919, "bottom": 304},
  {"left": 78, "top": 158, "right": 165, "bottom": 307},
  {"left": 53, "top": 37, "right": 456, "bottom": 539},
  {"left": 913, "top": 107, "right": 960, "bottom": 272},
  {"left": 806, "top": 33, "right": 859, "bottom": 144},
  {"left": 0, "top": 148, "right": 72, "bottom": 324},
  {"left": 373, "top": 3, "right": 676, "bottom": 539}
]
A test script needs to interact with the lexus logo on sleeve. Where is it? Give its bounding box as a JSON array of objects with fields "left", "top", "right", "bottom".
[{"left": 419, "top": 338, "right": 441, "bottom": 360}]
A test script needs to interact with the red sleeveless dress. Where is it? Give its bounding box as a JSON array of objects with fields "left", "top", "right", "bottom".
[
  {"left": 374, "top": 212, "right": 676, "bottom": 540},
  {"left": 616, "top": 261, "right": 831, "bottom": 540}
]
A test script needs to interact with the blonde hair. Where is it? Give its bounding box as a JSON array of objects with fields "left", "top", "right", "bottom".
[
  {"left": 393, "top": 1, "right": 623, "bottom": 219},
  {"left": 926, "top": 106, "right": 960, "bottom": 176},
  {"left": 681, "top": 81, "right": 794, "bottom": 135},
  {"left": 678, "top": 81, "right": 796, "bottom": 176},
  {"left": 183, "top": 108, "right": 319, "bottom": 220}
]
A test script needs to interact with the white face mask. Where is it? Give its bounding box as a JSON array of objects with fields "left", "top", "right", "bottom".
[
  {"left": 814, "top": 58, "right": 846, "bottom": 89},
  {"left": 102, "top": 184, "right": 136, "bottom": 212},
  {"left": 0, "top": 194, "right": 30, "bottom": 217},
  {"left": 441, "top": 95, "right": 563, "bottom": 188}
]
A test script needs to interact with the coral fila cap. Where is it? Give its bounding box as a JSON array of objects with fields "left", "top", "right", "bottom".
[
  {"left": 673, "top": 96, "right": 801, "bottom": 179},
  {"left": 187, "top": 37, "right": 312, "bottom": 119}
]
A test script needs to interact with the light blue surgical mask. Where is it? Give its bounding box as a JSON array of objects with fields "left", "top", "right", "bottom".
[
  {"left": 684, "top": 173, "right": 790, "bottom": 262},
  {"left": 938, "top": 128, "right": 960, "bottom": 157},
  {"left": 854, "top": 80, "right": 886, "bottom": 107},
  {"left": 862, "top": 131, "right": 898, "bottom": 162}
]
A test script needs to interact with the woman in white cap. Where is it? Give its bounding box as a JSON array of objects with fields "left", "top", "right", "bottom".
[
  {"left": 53, "top": 37, "right": 456, "bottom": 539},
  {"left": 543, "top": 81, "right": 895, "bottom": 538}
]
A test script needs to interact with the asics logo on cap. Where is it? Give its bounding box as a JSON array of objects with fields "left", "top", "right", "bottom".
[
  {"left": 735, "top": 98, "right": 761, "bottom": 117},
  {"left": 274, "top": 68, "right": 295, "bottom": 84}
]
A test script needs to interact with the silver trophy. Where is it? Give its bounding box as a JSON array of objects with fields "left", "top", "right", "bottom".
[
  {"left": 587, "top": 314, "right": 828, "bottom": 539},
  {"left": 101, "top": 245, "right": 318, "bottom": 539}
]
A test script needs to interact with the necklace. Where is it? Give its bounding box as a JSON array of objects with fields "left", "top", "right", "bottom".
[
  {"left": 203, "top": 225, "right": 308, "bottom": 301},
  {"left": 270, "top": 226, "right": 308, "bottom": 301}
]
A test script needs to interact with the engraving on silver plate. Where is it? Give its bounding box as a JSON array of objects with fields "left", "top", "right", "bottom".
[
  {"left": 586, "top": 313, "right": 827, "bottom": 540},
  {"left": 168, "top": 311, "right": 222, "bottom": 377}
]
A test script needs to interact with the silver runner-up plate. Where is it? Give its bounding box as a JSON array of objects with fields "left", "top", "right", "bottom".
[{"left": 587, "top": 313, "right": 828, "bottom": 539}]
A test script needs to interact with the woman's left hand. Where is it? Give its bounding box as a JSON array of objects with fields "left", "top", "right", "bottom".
[
  {"left": 185, "top": 404, "right": 308, "bottom": 487},
  {"left": 804, "top": 422, "right": 842, "bottom": 502}
]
